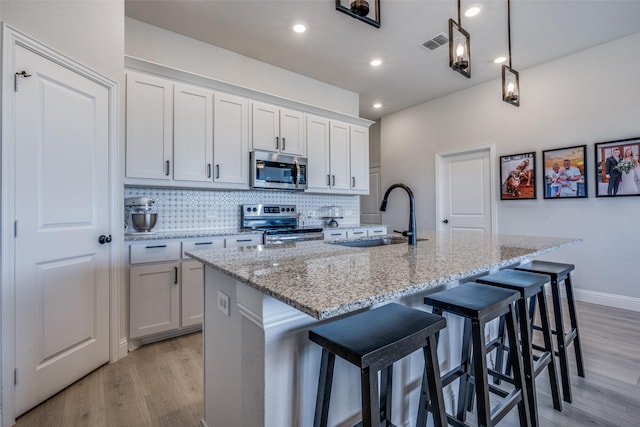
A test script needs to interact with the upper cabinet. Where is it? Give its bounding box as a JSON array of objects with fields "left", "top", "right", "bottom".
[
  {"left": 306, "top": 114, "right": 370, "bottom": 195},
  {"left": 251, "top": 101, "right": 305, "bottom": 156},
  {"left": 125, "top": 71, "right": 249, "bottom": 189},
  {"left": 126, "top": 71, "right": 173, "bottom": 180}
]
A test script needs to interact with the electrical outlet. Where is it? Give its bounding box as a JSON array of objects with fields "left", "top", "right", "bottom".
[{"left": 217, "top": 290, "right": 230, "bottom": 316}]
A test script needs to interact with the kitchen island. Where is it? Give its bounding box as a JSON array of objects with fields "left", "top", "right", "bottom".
[{"left": 187, "top": 231, "right": 579, "bottom": 427}]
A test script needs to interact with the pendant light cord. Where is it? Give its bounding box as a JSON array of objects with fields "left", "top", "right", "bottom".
[
  {"left": 457, "top": 0, "right": 462, "bottom": 23},
  {"left": 507, "top": 0, "right": 512, "bottom": 68}
]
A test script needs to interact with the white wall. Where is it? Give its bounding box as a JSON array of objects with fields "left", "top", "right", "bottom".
[
  {"left": 381, "top": 32, "right": 640, "bottom": 308},
  {"left": 125, "top": 17, "right": 359, "bottom": 117}
]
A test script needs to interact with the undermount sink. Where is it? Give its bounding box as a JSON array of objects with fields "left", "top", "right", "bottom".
[{"left": 327, "top": 236, "right": 428, "bottom": 247}]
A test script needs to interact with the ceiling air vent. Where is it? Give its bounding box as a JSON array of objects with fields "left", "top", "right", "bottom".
[{"left": 420, "top": 32, "right": 449, "bottom": 52}]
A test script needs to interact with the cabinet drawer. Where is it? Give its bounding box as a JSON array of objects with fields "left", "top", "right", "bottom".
[
  {"left": 367, "top": 227, "right": 388, "bottom": 236},
  {"left": 323, "top": 230, "right": 347, "bottom": 240},
  {"left": 347, "top": 228, "right": 368, "bottom": 238},
  {"left": 225, "top": 234, "right": 263, "bottom": 248},
  {"left": 182, "top": 238, "right": 225, "bottom": 258},
  {"left": 130, "top": 241, "right": 181, "bottom": 264}
]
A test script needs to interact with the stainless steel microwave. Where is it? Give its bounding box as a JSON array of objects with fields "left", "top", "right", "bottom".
[{"left": 250, "top": 150, "right": 308, "bottom": 190}]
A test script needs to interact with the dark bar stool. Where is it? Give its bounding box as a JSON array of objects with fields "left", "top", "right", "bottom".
[
  {"left": 475, "top": 269, "right": 563, "bottom": 426},
  {"left": 424, "top": 282, "right": 531, "bottom": 427},
  {"left": 514, "top": 261, "right": 585, "bottom": 403},
  {"left": 309, "top": 303, "right": 448, "bottom": 427}
]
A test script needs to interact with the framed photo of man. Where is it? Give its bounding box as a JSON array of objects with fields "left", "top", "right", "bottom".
[
  {"left": 500, "top": 152, "right": 536, "bottom": 200},
  {"left": 542, "top": 145, "right": 587, "bottom": 199},
  {"left": 594, "top": 137, "right": 640, "bottom": 197}
]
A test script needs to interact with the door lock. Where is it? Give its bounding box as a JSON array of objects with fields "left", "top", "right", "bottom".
[
  {"left": 442, "top": 219, "right": 449, "bottom": 224},
  {"left": 98, "top": 234, "right": 112, "bottom": 244}
]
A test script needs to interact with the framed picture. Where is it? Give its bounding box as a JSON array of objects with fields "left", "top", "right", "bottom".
[
  {"left": 594, "top": 137, "right": 640, "bottom": 197},
  {"left": 542, "top": 145, "right": 587, "bottom": 199},
  {"left": 500, "top": 152, "right": 536, "bottom": 200}
]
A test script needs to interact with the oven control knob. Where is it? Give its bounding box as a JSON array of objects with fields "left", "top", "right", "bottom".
[
  {"left": 291, "top": 207, "right": 295, "bottom": 212},
  {"left": 253, "top": 207, "right": 257, "bottom": 212}
]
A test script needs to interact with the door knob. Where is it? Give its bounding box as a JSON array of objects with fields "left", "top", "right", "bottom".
[
  {"left": 442, "top": 219, "right": 449, "bottom": 224},
  {"left": 98, "top": 234, "right": 112, "bottom": 244}
]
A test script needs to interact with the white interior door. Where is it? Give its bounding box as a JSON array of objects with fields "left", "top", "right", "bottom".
[
  {"left": 360, "top": 167, "right": 382, "bottom": 224},
  {"left": 13, "top": 44, "right": 110, "bottom": 416},
  {"left": 436, "top": 146, "right": 494, "bottom": 235}
]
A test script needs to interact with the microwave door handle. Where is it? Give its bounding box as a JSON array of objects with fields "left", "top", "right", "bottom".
[{"left": 293, "top": 160, "right": 299, "bottom": 188}]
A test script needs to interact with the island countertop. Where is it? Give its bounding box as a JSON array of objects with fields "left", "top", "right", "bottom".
[{"left": 187, "top": 231, "right": 580, "bottom": 320}]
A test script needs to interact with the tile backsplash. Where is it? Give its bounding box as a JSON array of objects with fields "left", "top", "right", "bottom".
[{"left": 125, "top": 187, "right": 361, "bottom": 232}]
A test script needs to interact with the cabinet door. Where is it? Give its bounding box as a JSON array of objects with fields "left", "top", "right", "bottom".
[
  {"left": 214, "top": 92, "right": 249, "bottom": 187},
  {"left": 329, "top": 121, "right": 351, "bottom": 191},
  {"left": 173, "top": 83, "right": 213, "bottom": 182},
  {"left": 349, "top": 125, "right": 370, "bottom": 193},
  {"left": 251, "top": 101, "right": 279, "bottom": 152},
  {"left": 305, "top": 114, "right": 331, "bottom": 191},
  {"left": 280, "top": 107, "right": 305, "bottom": 156},
  {"left": 181, "top": 260, "right": 204, "bottom": 327},
  {"left": 129, "top": 262, "right": 180, "bottom": 338},
  {"left": 126, "top": 71, "right": 173, "bottom": 179}
]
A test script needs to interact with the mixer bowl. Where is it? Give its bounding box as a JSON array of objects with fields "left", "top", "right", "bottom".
[{"left": 131, "top": 212, "right": 158, "bottom": 232}]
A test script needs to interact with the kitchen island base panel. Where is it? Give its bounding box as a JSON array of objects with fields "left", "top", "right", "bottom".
[{"left": 203, "top": 266, "right": 453, "bottom": 427}]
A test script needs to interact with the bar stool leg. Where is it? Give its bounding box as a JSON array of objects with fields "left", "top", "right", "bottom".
[
  {"left": 537, "top": 289, "right": 562, "bottom": 411},
  {"left": 456, "top": 318, "right": 473, "bottom": 422},
  {"left": 550, "top": 279, "right": 572, "bottom": 403},
  {"left": 504, "top": 305, "right": 532, "bottom": 427},
  {"left": 361, "top": 365, "right": 380, "bottom": 427},
  {"left": 493, "top": 316, "right": 507, "bottom": 385},
  {"left": 314, "top": 349, "right": 335, "bottom": 427},
  {"left": 416, "top": 335, "right": 448, "bottom": 427},
  {"left": 471, "top": 318, "right": 492, "bottom": 427},
  {"left": 380, "top": 366, "right": 393, "bottom": 424},
  {"left": 564, "top": 275, "right": 585, "bottom": 378}
]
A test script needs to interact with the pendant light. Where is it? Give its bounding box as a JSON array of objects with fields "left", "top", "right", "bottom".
[
  {"left": 449, "top": 0, "right": 471, "bottom": 78},
  {"left": 502, "top": 0, "right": 520, "bottom": 106}
]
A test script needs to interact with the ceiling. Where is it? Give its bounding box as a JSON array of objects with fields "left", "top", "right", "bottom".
[{"left": 125, "top": 0, "right": 640, "bottom": 121}]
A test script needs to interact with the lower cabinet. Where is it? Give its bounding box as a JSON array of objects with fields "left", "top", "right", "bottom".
[
  {"left": 323, "top": 226, "right": 387, "bottom": 241},
  {"left": 128, "top": 233, "right": 262, "bottom": 342}
]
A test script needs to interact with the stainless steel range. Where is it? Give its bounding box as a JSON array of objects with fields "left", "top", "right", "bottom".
[{"left": 241, "top": 204, "right": 324, "bottom": 245}]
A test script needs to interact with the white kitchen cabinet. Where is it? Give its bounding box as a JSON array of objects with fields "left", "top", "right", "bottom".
[
  {"left": 181, "top": 259, "right": 204, "bottom": 327},
  {"left": 225, "top": 234, "right": 263, "bottom": 248},
  {"left": 306, "top": 114, "right": 369, "bottom": 194},
  {"left": 129, "top": 261, "right": 180, "bottom": 339},
  {"left": 213, "top": 92, "right": 250, "bottom": 188},
  {"left": 173, "top": 82, "right": 213, "bottom": 182},
  {"left": 323, "top": 230, "right": 348, "bottom": 241},
  {"left": 251, "top": 101, "right": 305, "bottom": 156},
  {"left": 347, "top": 228, "right": 368, "bottom": 238},
  {"left": 125, "top": 71, "right": 173, "bottom": 180},
  {"left": 349, "top": 125, "right": 370, "bottom": 194},
  {"left": 367, "top": 226, "right": 388, "bottom": 236}
]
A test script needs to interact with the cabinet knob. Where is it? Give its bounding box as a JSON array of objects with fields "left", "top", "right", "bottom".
[{"left": 98, "top": 234, "right": 112, "bottom": 244}]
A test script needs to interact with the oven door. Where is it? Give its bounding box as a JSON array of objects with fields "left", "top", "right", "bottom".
[{"left": 250, "top": 150, "right": 307, "bottom": 190}]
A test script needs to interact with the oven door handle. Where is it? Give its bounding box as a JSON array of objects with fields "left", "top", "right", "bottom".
[{"left": 265, "top": 233, "right": 323, "bottom": 244}]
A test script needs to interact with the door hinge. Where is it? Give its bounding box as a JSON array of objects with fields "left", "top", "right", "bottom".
[{"left": 14, "top": 70, "right": 32, "bottom": 92}]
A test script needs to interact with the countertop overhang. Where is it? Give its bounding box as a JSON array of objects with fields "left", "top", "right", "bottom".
[{"left": 186, "top": 231, "right": 580, "bottom": 320}]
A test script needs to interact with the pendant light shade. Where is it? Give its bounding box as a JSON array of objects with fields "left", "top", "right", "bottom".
[
  {"left": 449, "top": 0, "right": 471, "bottom": 78},
  {"left": 502, "top": 0, "right": 520, "bottom": 106}
]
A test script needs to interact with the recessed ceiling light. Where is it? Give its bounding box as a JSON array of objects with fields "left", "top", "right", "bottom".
[
  {"left": 293, "top": 24, "right": 306, "bottom": 33},
  {"left": 464, "top": 6, "right": 481, "bottom": 17},
  {"left": 494, "top": 56, "right": 507, "bottom": 64},
  {"left": 370, "top": 59, "right": 382, "bottom": 67},
  {"left": 373, "top": 103, "right": 382, "bottom": 109}
]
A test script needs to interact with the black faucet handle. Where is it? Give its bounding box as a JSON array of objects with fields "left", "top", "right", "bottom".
[{"left": 393, "top": 229, "right": 411, "bottom": 237}]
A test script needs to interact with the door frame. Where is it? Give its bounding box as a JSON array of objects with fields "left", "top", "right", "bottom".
[
  {"left": 434, "top": 143, "right": 498, "bottom": 233},
  {"left": 1, "top": 24, "right": 122, "bottom": 426}
]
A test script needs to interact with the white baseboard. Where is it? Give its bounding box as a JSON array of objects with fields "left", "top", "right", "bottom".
[
  {"left": 573, "top": 288, "right": 640, "bottom": 312},
  {"left": 118, "top": 337, "right": 128, "bottom": 359}
]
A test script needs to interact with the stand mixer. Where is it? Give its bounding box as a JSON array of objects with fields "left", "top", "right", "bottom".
[{"left": 125, "top": 197, "right": 158, "bottom": 234}]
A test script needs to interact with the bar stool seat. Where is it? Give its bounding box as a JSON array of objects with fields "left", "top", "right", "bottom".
[
  {"left": 514, "top": 261, "right": 585, "bottom": 404},
  {"left": 309, "top": 303, "right": 448, "bottom": 427},
  {"left": 424, "top": 282, "right": 531, "bottom": 427},
  {"left": 476, "top": 269, "right": 563, "bottom": 426}
]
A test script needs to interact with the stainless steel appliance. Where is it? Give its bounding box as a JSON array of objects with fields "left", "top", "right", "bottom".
[
  {"left": 241, "top": 204, "right": 323, "bottom": 244},
  {"left": 125, "top": 197, "right": 158, "bottom": 234},
  {"left": 250, "top": 150, "right": 308, "bottom": 190}
]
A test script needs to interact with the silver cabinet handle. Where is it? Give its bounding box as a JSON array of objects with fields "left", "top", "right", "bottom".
[
  {"left": 216, "top": 164, "right": 220, "bottom": 179},
  {"left": 165, "top": 160, "right": 170, "bottom": 176},
  {"left": 207, "top": 163, "right": 212, "bottom": 178},
  {"left": 282, "top": 137, "right": 286, "bottom": 151}
]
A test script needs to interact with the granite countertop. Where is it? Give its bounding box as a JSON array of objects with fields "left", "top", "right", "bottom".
[
  {"left": 124, "top": 228, "right": 258, "bottom": 241},
  {"left": 186, "top": 231, "right": 580, "bottom": 320}
]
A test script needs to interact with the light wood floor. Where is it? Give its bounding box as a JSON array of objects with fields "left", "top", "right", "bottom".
[{"left": 15, "top": 300, "right": 640, "bottom": 427}]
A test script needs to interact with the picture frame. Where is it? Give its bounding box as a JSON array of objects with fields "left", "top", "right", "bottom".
[
  {"left": 500, "top": 152, "right": 536, "bottom": 200},
  {"left": 594, "top": 137, "right": 640, "bottom": 197},
  {"left": 542, "top": 145, "right": 587, "bottom": 199}
]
